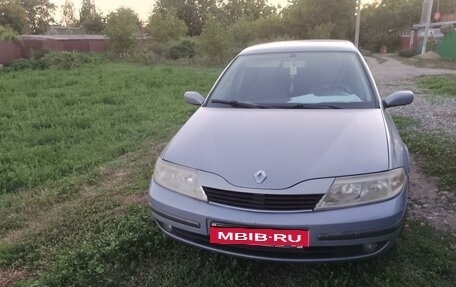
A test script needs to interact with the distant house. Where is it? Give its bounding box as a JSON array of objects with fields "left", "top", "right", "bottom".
[{"left": 401, "top": 12, "right": 456, "bottom": 50}]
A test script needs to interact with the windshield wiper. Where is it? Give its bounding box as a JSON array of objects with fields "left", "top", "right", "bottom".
[
  {"left": 210, "top": 100, "right": 342, "bottom": 109},
  {"left": 210, "top": 99, "right": 267, "bottom": 109},
  {"left": 267, "top": 103, "right": 343, "bottom": 109}
]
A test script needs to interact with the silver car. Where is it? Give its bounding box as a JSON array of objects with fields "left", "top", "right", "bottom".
[{"left": 149, "top": 40, "right": 414, "bottom": 262}]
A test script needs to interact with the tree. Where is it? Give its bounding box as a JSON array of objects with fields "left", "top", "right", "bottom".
[
  {"left": 154, "top": 0, "right": 220, "bottom": 36},
  {"left": 104, "top": 7, "right": 141, "bottom": 54},
  {"left": 146, "top": 9, "right": 187, "bottom": 42},
  {"left": 282, "top": 0, "right": 355, "bottom": 39},
  {"left": 220, "top": 0, "right": 275, "bottom": 24},
  {"left": 307, "top": 22, "right": 335, "bottom": 39},
  {"left": 0, "top": 24, "right": 20, "bottom": 41},
  {"left": 0, "top": 0, "right": 27, "bottom": 33},
  {"left": 79, "top": 0, "right": 104, "bottom": 33},
  {"left": 226, "top": 16, "right": 256, "bottom": 50},
  {"left": 253, "top": 13, "right": 287, "bottom": 40},
  {"left": 81, "top": 12, "right": 104, "bottom": 33},
  {"left": 61, "top": 0, "right": 76, "bottom": 27},
  {"left": 20, "top": 0, "right": 56, "bottom": 34},
  {"left": 359, "top": 0, "right": 423, "bottom": 52},
  {"left": 79, "top": 0, "right": 95, "bottom": 24},
  {"left": 200, "top": 15, "right": 228, "bottom": 61}
]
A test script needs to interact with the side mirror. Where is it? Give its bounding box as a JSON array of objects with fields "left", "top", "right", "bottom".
[
  {"left": 382, "top": 91, "right": 414, "bottom": 108},
  {"left": 184, "top": 91, "right": 205, "bottom": 106}
]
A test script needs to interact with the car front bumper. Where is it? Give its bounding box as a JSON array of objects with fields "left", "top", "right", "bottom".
[{"left": 149, "top": 181, "right": 407, "bottom": 262}]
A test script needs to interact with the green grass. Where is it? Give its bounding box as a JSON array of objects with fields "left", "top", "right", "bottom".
[
  {"left": 394, "top": 55, "right": 456, "bottom": 70},
  {"left": 0, "top": 63, "right": 455, "bottom": 286},
  {"left": 0, "top": 63, "right": 219, "bottom": 194},
  {"left": 7, "top": 208, "right": 455, "bottom": 287},
  {"left": 417, "top": 76, "right": 456, "bottom": 98},
  {"left": 393, "top": 116, "right": 456, "bottom": 191}
]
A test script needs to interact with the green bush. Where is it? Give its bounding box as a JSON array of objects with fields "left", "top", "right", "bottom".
[
  {"left": 148, "top": 41, "right": 171, "bottom": 58},
  {"left": 169, "top": 40, "right": 197, "bottom": 59},
  {"left": 30, "top": 48, "right": 52, "bottom": 60},
  {"left": 361, "top": 30, "right": 400, "bottom": 53},
  {"left": 40, "top": 51, "right": 87, "bottom": 70},
  {"left": 0, "top": 25, "right": 20, "bottom": 42},
  {"left": 127, "top": 46, "right": 162, "bottom": 64},
  {"left": 8, "top": 58, "right": 36, "bottom": 71},
  {"left": 7, "top": 51, "right": 104, "bottom": 71},
  {"left": 399, "top": 48, "right": 418, "bottom": 58}
]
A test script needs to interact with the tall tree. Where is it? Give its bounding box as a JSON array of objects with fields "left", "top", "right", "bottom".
[
  {"left": 283, "top": 0, "right": 355, "bottom": 39},
  {"left": 79, "top": 0, "right": 104, "bottom": 33},
  {"left": 360, "top": 0, "right": 423, "bottom": 51},
  {"left": 220, "top": 0, "right": 274, "bottom": 24},
  {"left": 104, "top": 7, "right": 141, "bottom": 54},
  {"left": 200, "top": 14, "right": 228, "bottom": 61},
  {"left": 20, "top": 0, "right": 56, "bottom": 34},
  {"left": 79, "top": 0, "right": 95, "bottom": 25},
  {"left": 146, "top": 8, "right": 187, "bottom": 42},
  {"left": 154, "top": 0, "right": 219, "bottom": 36},
  {"left": 61, "top": 0, "right": 76, "bottom": 27},
  {"left": 0, "top": 0, "right": 27, "bottom": 33}
]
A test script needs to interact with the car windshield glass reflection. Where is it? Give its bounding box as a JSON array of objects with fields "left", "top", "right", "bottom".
[{"left": 207, "top": 52, "right": 376, "bottom": 109}]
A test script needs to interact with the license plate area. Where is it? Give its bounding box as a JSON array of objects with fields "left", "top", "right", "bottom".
[{"left": 209, "top": 226, "right": 310, "bottom": 247}]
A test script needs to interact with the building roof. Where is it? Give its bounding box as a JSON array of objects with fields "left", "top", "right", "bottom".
[
  {"left": 21, "top": 34, "right": 107, "bottom": 40},
  {"left": 240, "top": 40, "right": 357, "bottom": 55},
  {"left": 46, "top": 25, "right": 85, "bottom": 35},
  {"left": 413, "top": 20, "right": 456, "bottom": 29}
]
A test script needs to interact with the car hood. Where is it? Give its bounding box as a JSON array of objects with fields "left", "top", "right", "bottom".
[{"left": 163, "top": 108, "right": 389, "bottom": 189}]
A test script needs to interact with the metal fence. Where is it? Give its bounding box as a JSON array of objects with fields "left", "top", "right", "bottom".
[{"left": 437, "top": 31, "right": 456, "bottom": 60}]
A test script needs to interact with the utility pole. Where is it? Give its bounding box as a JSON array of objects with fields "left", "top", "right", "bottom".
[
  {"left": 421, "top": 0, "right": 434, "bottom": 54},
  {"left": 355, "top": 0, "right": 361, "bottom": 47}
]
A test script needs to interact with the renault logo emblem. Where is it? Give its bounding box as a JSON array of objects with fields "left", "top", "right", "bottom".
[{"left": 254, "top": 170, "right": 267, "bottom": 184}]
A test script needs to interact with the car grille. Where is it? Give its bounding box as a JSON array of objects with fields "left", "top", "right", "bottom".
[{"left": 203, "top": 187, "right": 324, "bottom": 211}]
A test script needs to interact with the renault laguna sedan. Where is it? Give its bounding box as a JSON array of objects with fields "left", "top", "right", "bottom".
[{"left": 149, "top": 40, "right": 414, "bottom": 262}]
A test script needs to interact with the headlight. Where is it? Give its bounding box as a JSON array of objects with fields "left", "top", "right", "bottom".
[
  {"left": 153, "top": 157, "right": 207, "bottom": 201},
  {"left": 315, "top": 168, "right": 406, "bottom": 210}
]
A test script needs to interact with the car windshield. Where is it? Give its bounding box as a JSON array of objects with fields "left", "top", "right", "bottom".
[{"left": 206, "top": 51, "right": 377, "bottom": 109}]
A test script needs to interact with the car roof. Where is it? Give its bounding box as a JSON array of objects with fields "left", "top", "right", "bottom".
[{"left": 239, "top": 40, "right": 358, "bottom": 55}]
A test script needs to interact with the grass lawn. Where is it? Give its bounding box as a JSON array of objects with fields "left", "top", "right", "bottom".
[
  {"left": 0, "top": 63, "right": 218, "bottom": 194},
  {"left": 0, "top": 63, "right": 455, "bottom": 286},
  {"left": 393, "top": 117, "right": 456, "bottom": 191},
  {"left": 394, "top": 55, "right": 456, "bottom": 70},
  {"left": 417, "top": 76, "right": 456, "bottom": 98}
]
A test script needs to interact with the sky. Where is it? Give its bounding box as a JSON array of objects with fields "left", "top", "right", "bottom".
[{"left": 52, "top": 0, "right": 291, "bottom": 22}]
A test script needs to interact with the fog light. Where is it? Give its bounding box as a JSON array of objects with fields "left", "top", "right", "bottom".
[
  {"left": 362, "top": 243, "right": 378, "bottom": 253},
  {"left": 163, "top": 223, "right": 173, "bottom": 232}
]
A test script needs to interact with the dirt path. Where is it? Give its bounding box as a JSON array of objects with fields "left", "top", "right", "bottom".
[
  {"left": 365, "top": 54, "right": 456, "bottom": 86},
  {"left": 366, "top": 54, "right": 456, "bottom": 235}
]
